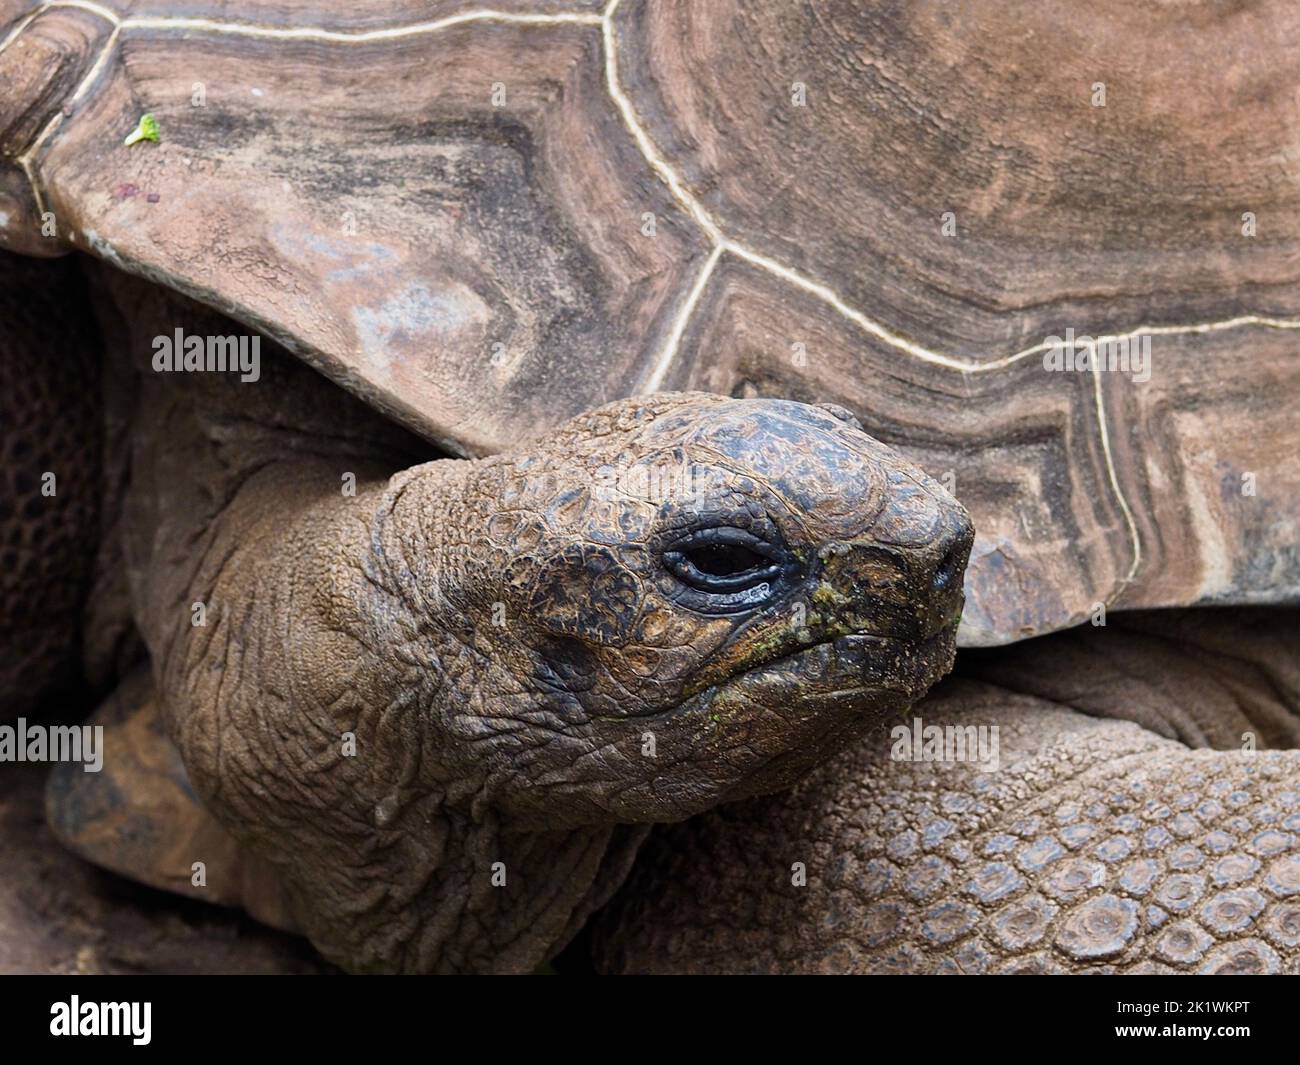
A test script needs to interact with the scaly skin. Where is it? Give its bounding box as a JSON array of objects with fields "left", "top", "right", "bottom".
[
  {"left": 81, "top": 280, "right": 971, "bottom": 973},
  {"left": 591, "top": 611, "right": 1300, "bottom": 974},
  {"left": 0, "top": 253, "right": 101, "bottom": 718}
]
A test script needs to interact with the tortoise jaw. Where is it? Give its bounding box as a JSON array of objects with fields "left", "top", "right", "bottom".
[
  {"left": 641, "top": 623, "right": 961, "bottom": 809},
  {"left": 721, "top": 626, "right": 959, "bottom": 709},
  {"left": 649, "top": 620, "right": 960, "bottom": 725}
]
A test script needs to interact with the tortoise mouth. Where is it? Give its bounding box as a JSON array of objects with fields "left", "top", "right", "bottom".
[
  {"left": 581, "top": 623, "right": 961, "bottom": 822},
  {"left": 653, "top": 622, "right": 960, "bottom": 722}
]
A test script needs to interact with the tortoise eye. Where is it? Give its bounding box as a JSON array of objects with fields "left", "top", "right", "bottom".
[
  {"left": 684, "top": 543, "right": 767, "bottom": 578},
  {"left": 663, "top": 527, "right": 786, "bottom": 596}
]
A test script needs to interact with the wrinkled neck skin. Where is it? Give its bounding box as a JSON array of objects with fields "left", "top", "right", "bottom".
[
  {"left": 105, "top": 276, "right": 653, "bottom": 972},
  {"left": 143, "top": 454, "right": 649, "bottom": 973}
]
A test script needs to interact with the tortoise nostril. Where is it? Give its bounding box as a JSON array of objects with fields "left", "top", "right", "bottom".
[
  {"left": 932, "top": 545, "right": 962, "bottom": 592},
  {"left": 930, "top": 517, "right": 972, "bottom": 595}
]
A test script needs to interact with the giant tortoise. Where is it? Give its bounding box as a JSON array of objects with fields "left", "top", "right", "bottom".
[{"left": 0, "top": 0, "right": 1297, "bottom": 974}]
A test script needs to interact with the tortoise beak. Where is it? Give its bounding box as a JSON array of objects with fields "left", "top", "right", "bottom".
[
  {"left": 918, "top": 514, "right": 975, "bottom": 637},
  {"left": 814, "top": 501, "right": 973, "bottom": 644}
]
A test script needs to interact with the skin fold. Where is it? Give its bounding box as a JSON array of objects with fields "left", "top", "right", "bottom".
[
  {"left": 49, "top": 278, "right": 971, "bottom": 973},
  {"left": 591, "top": 609, "right": 1300, "bottom": 974}
]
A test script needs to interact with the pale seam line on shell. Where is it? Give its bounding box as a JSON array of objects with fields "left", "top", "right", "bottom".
[
  {"left": 24, "top": 1, "right": 607, "bottom": 33},
  {"left": 70, "top": 21, "right": 121, "bottom": 102},
  {"left": 121, "top": 10, "right": 604, "bottom": 40},
  {"left": 642, "top": 244, "right": 722, "bottom": 392},
  {"left": 1, "top": 7, "right": 107, "bottom": 220},
  {"left": 1, "top": 4, "right": 111, "bottom": 218},
  {"left": 1089, "top": 348, "right": 1142, "bottom": 590},
  {"left": 11, "top": 0, "right": 1300, "bottom": 600},
  {"left": 16, "top": 113, "right": 63, "bottom": 217},
  {"left": 42, "top": 0, "right": 118, "bottom": 24},
  {"left": 0, "top": 7, "right": 44, "bottom": 54},
  {"left": 14, "top": 19, "right": 120, "bottom": 218},
  {"left": 16, "top": 113, "right": 62, "bottom": 217}
]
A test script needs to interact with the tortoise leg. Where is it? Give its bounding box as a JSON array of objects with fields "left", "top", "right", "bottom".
[
  {"left": 45, "top": 666, "right": 296, "bottom": 933},
  {"left": 592, "top": 609, "right": 1300, "bottom": 974}
]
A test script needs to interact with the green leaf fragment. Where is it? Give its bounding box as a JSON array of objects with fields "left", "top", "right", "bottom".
[{"left": 123, "top": 113, "right": 160, "bottom": 147}]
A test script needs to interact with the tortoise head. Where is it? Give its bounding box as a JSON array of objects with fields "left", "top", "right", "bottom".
[{"left": 404, "top": 392, "right": 972, "bottom": 828}]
